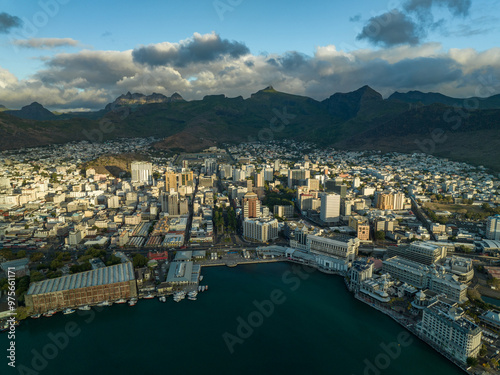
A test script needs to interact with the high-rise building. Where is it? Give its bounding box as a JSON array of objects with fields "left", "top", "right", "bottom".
[
  {"left": 320, "top": 193, "right": 340, "bottom": 223},
  {"left": 274, "top": 205, "right": 294, "bottom": 218},
  {"left": 263, "top": 168, "right": 274, "bottom": 182},
  {"left": 486, "top": 215, "right": 500, "bottom": 240},
  {"left": 357, "top": 224, "right": 370, "bottom": 241},
  {"left": 376, "top": 192, "right": 394, "bottom": 210},
  {"left": 418, "top": 301, "right": 482, "bottom": 364},
  {"left": 204, "top": 159, "right": 217, "bottom": 175},
  {"left": 393, "top": 192, "right": 405, "bottom": 210},
  {"left": 254, "top": 171, "right": 264, "bottom": 188},
  {"left": 179, "top": 171, "right": 194, "bottom": 186},
  {"left": 131, "top": 162, "right": 152, "bottom": 185},
  {"left": 168, "top": 193, "right": 179, "bottom": 215},
  {"left": 243, "top": 218, "right": 279, "bottom": 242},
  {"left": 386, "top": 242, "right": 447, "bottom": 265},
  {"left": 165, "top": 171, "right": 178, "bottom": 192},
  {"left": 307, "top": 178, "right": 320, "bottom": 191},
  {"left": 288, "top": 169, "right": 310, "bottom": 188},
  {"left": 243, "top": 192, "right": 261, "bottom": 219}
]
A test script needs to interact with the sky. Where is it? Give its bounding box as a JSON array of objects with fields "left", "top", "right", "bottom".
[{"left": 0, "top": 0, "right": 499, "bottom": 111}]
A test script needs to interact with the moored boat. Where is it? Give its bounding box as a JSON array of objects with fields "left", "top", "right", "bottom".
[
  {"left": 144, "top": 294, "right": 155, "bottom": 299},
  {"left": 115, "top": 299, "right": 127, "bottom": 304},
  {"left": 78, "top": 305, "right": 91, "bottom": 311},
  {"left": 31, "top": 314, "right": 42, "bottom": 319},
  {"left": 63, "top": 308, "right": 75, "bottom": 315}
]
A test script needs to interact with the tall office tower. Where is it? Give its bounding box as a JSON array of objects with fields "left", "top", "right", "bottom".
[
  {"left": 160, "top": 192, "right": 169, "bottom": 212},
  {"left": 288, "top": 169, "right": 310, "bottom": 188},
  {"left": 243, "top": 192, "right": 261, "bottom": 219},
  {"left": 131, "top": 162, "right": 153, "bottom": 185},
  {"left": 254, "top": 171, "right": 264, "bottom": 188},
  {"left": 204, "top": 158, "right": 217, "bottom": 175},
  {"left": 376, "top": 192, "right": 394, "bottom": 210},
  {"left": 179, "top": 199, "right": 189, "bottom": 215},
  {"left": 165, "top": 171, "right": 178, "bottom": 192},
  {"left": 168, "top": 193, "right": 179, "bottom": 215},
  {"left": 393, "top": 192, "right": 405, "bottom": 210},
  {"left": 486, "top": 215, "right": 500, "bottom": 240},
  {"left": 307, "top": 178, "right": 320, "bottom": 191},
  {"left": 179, "top": 171, "right": 194, "bottom": 186},
  {"left": 353, "top": 177, "right": 361, "bottom": 188},
  {"left": 320, "top": 193, "right": 340, "bottom": 223},
  {"left": 263, "top": 168, "right": 274, "bottom": 182}
]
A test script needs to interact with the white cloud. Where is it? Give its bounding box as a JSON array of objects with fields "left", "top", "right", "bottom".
[{"left": 0, "top": 33, "right": 499, "bottom": 110}]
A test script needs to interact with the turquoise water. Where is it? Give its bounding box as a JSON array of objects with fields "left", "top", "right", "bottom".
[{"left": 4, "top": 263, "right": 464, "bottom": 375}]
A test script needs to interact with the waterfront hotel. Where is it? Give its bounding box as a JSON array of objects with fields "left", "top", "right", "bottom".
[
  {"left": 25, "top": 262, "right": 137, "bottom": 313},
  {"left": 418, "top": 300, "right": 482, "bottom": 364}
]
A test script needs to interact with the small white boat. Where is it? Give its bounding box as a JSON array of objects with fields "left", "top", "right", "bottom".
[
  {"left": 63, "top": 308, "right": 75, "bottom": 315},
  {"left": 31, "top": 314, "right": 42, "bottom": 319},
  {"left": 143, "top": 294, "right": 155, "bottom": 299},
  {"left": 187, "top": 296, "right": 197, "bottom": 301},
  {"left": 128, "top": 299, "right": 137, "bottom": 306},
  {"left": 97, "top": 301, "right": 112, "bottom": 307},
  {"left": 198, "top": 286, "right": 202, "bottom": 292},
  {"left": 115, "top": 299, "right": 127, "bottom": 304},
  {"left": 159, "top": 296, "right": 166, "bottom": 303},
  {"left": 188, "top": 291, "right": 198, "bottom": 298},
  {"left": 43, "top": 310, "right": 56, "bottom": 317},
  {"left": 78, "top": 305, "right": 91, "bottom": 311},
  {"left": 199, "top": 275, "right": 204, "bottom": 281}
]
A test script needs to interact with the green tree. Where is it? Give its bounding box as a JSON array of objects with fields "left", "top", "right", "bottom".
[
  {"left": 466, "top": 357, "right": 478, "bottom": 367},
  {"left": 30, "top": 252, "right": 44, "bottom": 262},
  {"left": 30, "top": 271, "right": 45, "bottom": 282},
  {"left": 133, "top": 254, "right": 148, "bottom": 268}
]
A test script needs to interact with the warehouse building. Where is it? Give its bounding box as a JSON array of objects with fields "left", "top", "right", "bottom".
[{"left": 25, "top": 262, "right": 137, "bottom": 313}]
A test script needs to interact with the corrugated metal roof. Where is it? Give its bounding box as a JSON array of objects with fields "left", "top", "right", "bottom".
[{"left": 27, "top": 262, "right": 135, "bottom": 296}]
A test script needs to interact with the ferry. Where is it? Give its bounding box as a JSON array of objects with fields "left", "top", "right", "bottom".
[
  {"left": 63, "top": 308, "right": 75, "bottom": 315},
  {"left": 78, "top": 305, "right": 91, "bottom": 311},
  {"left": 31, "top": 314, "right": 42, "bottom": 319},
  {"left": 115, "top": 299, "right": 127, "bottom": 304}
]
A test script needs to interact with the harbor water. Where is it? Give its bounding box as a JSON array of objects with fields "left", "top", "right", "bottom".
[{"left": 5, "top": 263, "right": 465, "bottom": 375}]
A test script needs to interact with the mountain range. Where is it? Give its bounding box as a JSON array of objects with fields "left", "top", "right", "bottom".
[{"left": 0, "top": 86, "right": 499, "bottom": 170}]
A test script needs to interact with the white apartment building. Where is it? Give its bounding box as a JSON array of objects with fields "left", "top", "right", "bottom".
[
  {"left": 418, "top": 301, "right": 482, "bottom": 364},
  {"left": 320, "top": 193, "right": 340, "bottom": 223},
  {"left": 243, "top": 218, "right": 279, "bottom": 243},
  {"left": 382, "top": 256, "right": 468, "bottom": 303}
]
